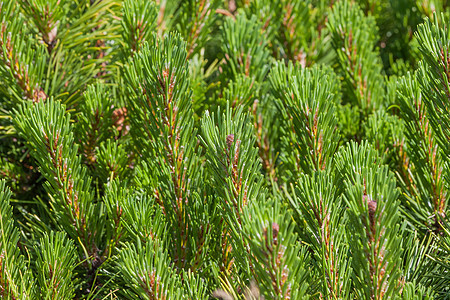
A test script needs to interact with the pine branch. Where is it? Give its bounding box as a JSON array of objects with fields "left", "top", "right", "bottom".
[
  {"left": 278, "top": 0, "right": 311, "bottom": 63},
  {"left": 34, "top": 231, "right": 78, "bottom": 299},
  {"left": 343, "top": 166, "right": 404, "bottom": 299},
  {"left": 242, "top": 198, "right": 311, "bottom": 299},
  {"left": 115, "top": 239, "right": 183, "bottom": 299},
  {"left": 0, "top": 180, "right": 35, "bottom": 299},
  {"left": 96, "top": 139, "right": 130, "bottom": 182},
  {"left": 219, "top": 75, "right": 278, "bottom": 182},
  {"left": 328, "top": 0, "right": 385, "bottom": 114},
  {"left": 415, "top": 14, "right": 450, "bottom": 158},
  {"left": 115, "top": 235, "right": 210, "bottom": 299},
  {"left": 200, "top": 104, "right": 264, "bottom": 278},
  {"left": 244, "top": 0, "right": 331, "bottom": 65},
  {"left": 0, "top": 1, "right": 47, "bottom": 104},
  {"left": 270, "top": 62, "right": 340, "bottom": 175},
  {"left": 220, "top": 13, "right": 279, "bottom": 182},
  {"left": 397, "top": 72, "right": 447, "bottom": 233},
  {"left": 363, "top": 109, "right": 404, "bottom": 157},
  {"left": 18, "top": 0, "right": 120, "bottom": 106},
  {"left": 75, "top": 83, "right": 115, "bottom": 168},
  {"left": 220, "top": 14, "right": 270, "bottom": 83},
  {"left": 103, "top": 179, "right": 165, "bottom": 247},
  {"left": 13, "top": 100, "right": 106, "bottom": 270},
  {"left": 19, "top": 0, "right": 64, "bottom": 53},
  {"left": 121, "top": 0, "right": 158, "bottom": 56},
  {"left": 287, "top": 171, "right": 351, "bottom": 299},
  {"left": 335, "top": 143, "right": 404, "bottom": 299},
  {"left": 201, "top": 105, "right": 263, "bottom": 220},
  {"left": 175, "top": 0, "right": 220, "bottom": 59},
  {"left": 124, "top": 33, "right": 204, "bottom": 271}
]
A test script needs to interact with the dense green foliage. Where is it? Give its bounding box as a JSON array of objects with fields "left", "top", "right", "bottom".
[{"left": 1, "top": 0, "right": 450, "bottom": 299}]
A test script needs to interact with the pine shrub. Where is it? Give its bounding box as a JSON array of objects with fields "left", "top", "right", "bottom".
[{"left": 1, "top": 0, "right": 450, "bottom": 299}]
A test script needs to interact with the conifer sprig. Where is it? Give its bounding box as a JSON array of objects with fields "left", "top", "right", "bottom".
[
  {"left": 287, "top": 171, "right": 351, "bottom": 299},
  {"left": 0, "top": 180, "right": 35, "bottom": 299},
  {"left": 397, "top": 73, "right": 447, "bottom": 233},
  {"left": 242, "top": 199, "right": 311, "bottom": 299},
  {"left": 116, "top": 239, "right": 184, "bottom": 299},
  {"left": 175, "top": 0, "right": 220, "bottom": 59},
  {"left": 328, "top": 0, "right": 385, "bottom": 114},
  {"left": 13, "top": 100, "right": 107, "bottom": 272},
  {"left": 124, "top": 33, "right": 206, "bottom": 271},
  {"left": 270, "top": 62, "right": 340, "bottom": 175},
  {"left": 75, "top": 83, "right": 115, "bottom": 168},
  {"left": 201, "top": 105, "right": 263, "bottom": 219},
  {"left": 34, "top": 231, "right": 78, "bottom": 299},
  {"left": 220, "top": 14, "right": 270, "bottom": 83},
  {"left": 415, "top": 14, "right": 450, "bottom": 160},
  {"left": 0, "top": 1, "right": 47, "bottom": 104},
  {"left": 336, "top": 143, "right": 404, "bottom": 299},
  {"left": 200, "top": 104, "right": 264, "bottom": 281},
  {"left": 121, "top": 0, "right": 158, "bottom": 56}
]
